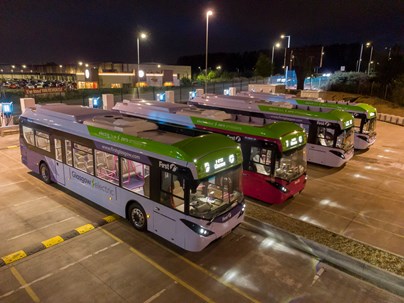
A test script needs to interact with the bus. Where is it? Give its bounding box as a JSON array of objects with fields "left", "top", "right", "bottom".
[
  {"left": 113, "top": 99, "right": 307, "bottom": 204},
  {"left": 19, "top": 104, "right": 245, "bottom": 252},
  {"left": 189, "top": 94, "right": 355, "bottom": 168},
  {"left": 238, "top": 91, "right": 377, "bottom": 150}
]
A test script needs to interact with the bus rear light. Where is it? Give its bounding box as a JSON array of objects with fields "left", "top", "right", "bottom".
[{"left": 181, "top": 219, "right": 214, "bottom": 237}]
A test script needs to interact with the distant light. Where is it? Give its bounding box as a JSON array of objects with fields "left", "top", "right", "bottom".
[
  {"left": 139, "top": 32, "right": 147, "bottom": 39},
  {"left": 207, "top": 10, "right": 213, "bottom": 16},
  {"left": 78, "top": 61, "right": 83, "bottom": 66},
  {"left": 22, "top": 65, "right": 27, "bottom": 68},
  {"left": 138, "top": 70, "right": 145, "bottom": 78},
  {"left": 85, "top": 69, "right": 90, "bottom": 79}
]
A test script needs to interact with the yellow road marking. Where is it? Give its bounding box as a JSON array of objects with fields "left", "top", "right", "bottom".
[
  {"left": 10, "top": 267, "right": 40, "bottom": 303},
  {"left": 129, "top": 247, "right": 215, "bottom": 303},
  {"left": 7, "top": 145, "right": 19, "bottom": 149},
  {"left": 75, "top": 224, "right": 95, "bottom": 234},
  {"left": 2, "top": 250, "right": 27, "bottom": 265},
  {"left": 101, "top": 228, "right": 123, "bottom": 243},
  {"left": 41, "top": 236, "right": 64, "bottom": 248}
]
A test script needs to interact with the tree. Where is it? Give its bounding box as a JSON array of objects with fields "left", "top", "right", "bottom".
[
  {"left": 254, "top": 53, "right": 271, "bottom": 77},
  {"left": 180, "top": 77, "right": 192, "bottom": 87},
  {"left": 290, "top": 46, "right": 322, "bottom": 90}
]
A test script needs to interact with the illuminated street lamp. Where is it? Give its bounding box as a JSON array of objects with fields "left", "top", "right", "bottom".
[
  {"left": 281, "top": 34, "right": 291, "bottom": 87},
  {"left": 366, "top": 42, "right": 374, "bottom": 75},
  {"left": 137, "top": 32, "right": 147, "bottom": 83},
  {"left": 205, "top": 10, "right": 213, "bottom": 95}
]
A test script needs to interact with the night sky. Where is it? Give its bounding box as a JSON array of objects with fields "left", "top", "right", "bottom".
[{"left": 0, "top": 0, "right": 402, "bottom": 65}]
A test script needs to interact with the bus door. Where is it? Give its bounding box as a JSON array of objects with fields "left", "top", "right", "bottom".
[
  {"left": 53, "top": 137, "right": 66, "bottom": 185},
  {"left": 153, "top": 171, "right": 186, "bottom": 247},
  {"left": 243, "top": 142, "right": 274, "bottom": 200}
]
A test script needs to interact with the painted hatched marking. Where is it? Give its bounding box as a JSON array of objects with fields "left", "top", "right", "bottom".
[
  {"left": 75, "top": 224, "right": 95, "bottom": 234},
  {"left": 1, "top": 250, "right": 27, "bottom": 264},
  {"left": 41, "top": 236, "right": 64, "bottom": 248}
]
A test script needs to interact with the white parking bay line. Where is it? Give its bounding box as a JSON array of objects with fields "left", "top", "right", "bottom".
[{"left": 7, "top": 216, "right": 78, "bottom": 241}]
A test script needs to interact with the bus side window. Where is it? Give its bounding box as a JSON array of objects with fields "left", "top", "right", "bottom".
[
  {"left": 73, "top": 143, "right": 94, "bottom": 175},
  {"left": 22, "top": 126, "right": 34, "bottom": 145},
  {"left": 65, "top": 140, "right": 72, "bottom": 166},
  {"left": 250, "top": 147, "right": 271, "bottom": 175},
  {"left": 55, "top": 139, "right": 62, "bottom": 161},
  {"left": 35, "top": 131, "right": 50, "bottom": 152},
  {"left": 121, "top": 157, "right": 150, "bottom": 198},
  {"left": 317, "top": 127, "right": 334, "bottom": 147},
  {"left": 95, "top": 150, "right": 119, "bottom": 185}
]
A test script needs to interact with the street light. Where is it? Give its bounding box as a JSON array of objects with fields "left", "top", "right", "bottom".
[
  {"left": 366, "top": 42, "right": 373, "bottom": 75},
  {"left": 357, "top": 43, "right": 364, "bottom": 72},
  {"left": 281, "top": 34, "right": 291, "bottom": 87},
  {"left": 205, "top": 10, "right": 213, "bottom": 95},
  {"left": 137, "top": 32, "right": 147, "bottom": 81},
  {"left": 136, "top": 32, "right": 147, "bottom": 96}
]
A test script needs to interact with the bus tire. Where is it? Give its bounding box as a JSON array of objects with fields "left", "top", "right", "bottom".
[
  {"left": 128, "top": 203, "right": 147, "bottom": 231},
  {"left": 39, "top": 162, "right": 52, "bottom": 184}
]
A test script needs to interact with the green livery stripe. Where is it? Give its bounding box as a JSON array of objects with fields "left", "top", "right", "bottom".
[
  {"left": 190, "top": 118, "right": 306, "bottom": 151},
  {"left": 295, "top": 99, "right": 377, "bottom": 118},
  {"left": 258, "top": 105, "right": 354, "bottom": 130}
]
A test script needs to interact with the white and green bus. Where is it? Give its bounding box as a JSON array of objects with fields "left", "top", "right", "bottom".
[
  {"left": 238, "top": 91, "right": 377, "bottom": 149},
  {"left": 189, "top": 94, "right": 355, "bottom": 168},
  {"left": 20, "top": 104, "right": 245, "bottom": 252},
  {"left": 113, "top": 99, "right": 307, "bottom": 205}
]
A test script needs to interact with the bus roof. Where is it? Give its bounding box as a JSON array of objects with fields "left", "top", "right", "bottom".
[
  {"left": 191, "top": 94, "right": 354, "bottom": 130},
  {"left": 294, "top": 99, "right": 377, "bottom": 118},
  {"left": 114, "top": 100, "right": 306, "bottom": 152},
  {"left": 238, "top": 91, "right": 377, "bottom": 119},
  {"left": 22, "top": 104, "right": 242, "bottom": 179}
]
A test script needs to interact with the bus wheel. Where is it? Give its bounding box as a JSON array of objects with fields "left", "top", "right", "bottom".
[
  {"left": 39, "top": 162, "right": 52, "bottom": 184},
  {"left": 128, "top": 203, "right": 147, "bottom": 231}
]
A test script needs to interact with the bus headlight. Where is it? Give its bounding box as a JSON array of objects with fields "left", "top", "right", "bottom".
[
  {"left": 268, "top": 181, "right": 290, "bottom": 193},
  {"left": 181, "top": 219, "right": 214, "bottom": 237}
]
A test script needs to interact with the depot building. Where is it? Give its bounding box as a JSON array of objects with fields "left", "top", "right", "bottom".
[
  {"left": 76, "top": 62, "right": 191, "bottom": 89},
  {"left": 0, "top": 62, "right": 192, "bottom": 89}
]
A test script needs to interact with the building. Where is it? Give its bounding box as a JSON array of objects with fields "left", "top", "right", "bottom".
[{"left": 1, "top": 62, "right": 192, "bottom": 89}]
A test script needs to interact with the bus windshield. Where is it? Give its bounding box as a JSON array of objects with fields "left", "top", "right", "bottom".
[
  {"left": 275, "top": 147, "right": 307, "bottom": 182},
  {"left": 336, "top": 128, "right": 354, "bottom": 151},
  {"left": 363, "top": 118, "right": 376, "bottom": 134},
  {"left": 189, "top": 167, "right": 242, "bottom": 219}
]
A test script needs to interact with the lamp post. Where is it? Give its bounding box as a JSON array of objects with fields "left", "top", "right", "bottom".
[
  {"left": 271, "top": 42, "right": 280, "bottom": 80},
  {"left": 271, "top": 42, "right": 280, "bottom": 64},
  {"left": 137, "top": 33, "right": 147, "bottom": 85},
  {"left": 357, "top": 43, "right": 364, "bottom": 72},
  {"left": 281, "top": 34, "right": 291, "bottom": 87},
  {"left": 205, "top": 10, "right": 213, "bottom": 95},
  {"left": 366, "top": 42, "right": 373, "bottom": 75}
]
